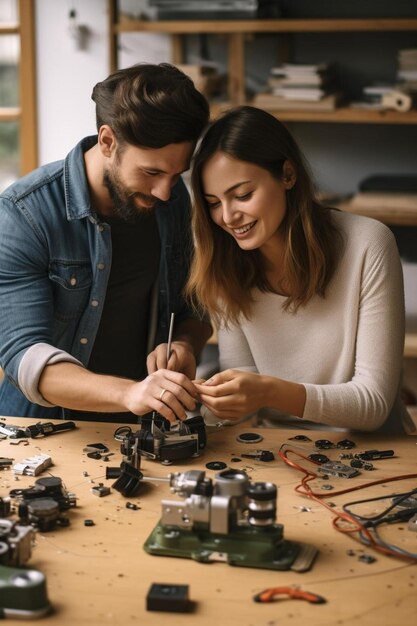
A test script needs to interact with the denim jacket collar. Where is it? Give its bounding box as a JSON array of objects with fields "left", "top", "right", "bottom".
[{"left": 64, "top": 135, "right": 98, "bottom": 222}]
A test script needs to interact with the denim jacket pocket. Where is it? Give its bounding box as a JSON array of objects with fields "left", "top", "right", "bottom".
[{"left": 49, "top": 260, "right": 92, "bottom": 321}]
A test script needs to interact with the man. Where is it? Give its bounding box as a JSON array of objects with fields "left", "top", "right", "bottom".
[{"left": 0, "top": 63, "right": 211, "bottom": 423}]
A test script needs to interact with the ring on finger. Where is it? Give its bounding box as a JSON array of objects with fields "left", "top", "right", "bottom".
[{"left": 159, "top": 388, "right": 168, "bottom": 401}]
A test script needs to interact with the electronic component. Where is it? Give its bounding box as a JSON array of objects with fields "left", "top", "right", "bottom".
[
  {"left": 308, "top": 454, "right": 330, "bottom": 464},
  {"left": 13, "top": 477, "right": 76, "bottom": 532},
  {"left": 146, "top": 583, "right": 194, "bottom": 613},
  {"left": 18, "top": 497, "right": 70, "bottom": 532},
  {"left": 83, "top": 443, "right": 109, "bottom": 454},
  {"left": 356, "top": 449, "right": 394, "bottom": 461},
  {"left": 24, "top": 420, "right": 76, "bottom": 438},
  {"left": 0, "top": 520, "right": 34, "bottom": 567},
  {"left": 314, "top": 439, "right": 334, "bottom": 450},
  {"left": 205, "top": 461, "right": 228, "bottom": 470},
  {"left": 144, "top": 468, "right": 318, "bottom": 571},
  {"left": 236, "top": 432, "right": 264, "bottom": 443},
  {"left": 113, "top": 412, "right": 206, "bottom": 471},
  {"left": 350, "top": 459, "right": 374, "bottom": 470},
  {"left": 13, "top": 454, "right": 52, "bottom": 477},
  {"left": 0, "top": 457, "right": 14, "bottom": 469},
  {"left": 91, "top": 484, "right": 111, "bottom": 497},
  {"left": 336, "top": 439, "right": 356, "bottom": 449},
  {"left": 0, "top": 420, "right": 75, "bottom": 439},
  {"left": 0, "top": 564, "right": 51, "bottom": 619},
  {"left": 240, "top": 450, "right": 275, "bottom": 462},
  {"left": 288, "top": 435, "right": 312, "bottom": 442},
  {"left": 0, "top": 423, "right": 27, "bottom": 438},
  {"left": 317, "top": 461, "right": 359, "bottom": 478}
]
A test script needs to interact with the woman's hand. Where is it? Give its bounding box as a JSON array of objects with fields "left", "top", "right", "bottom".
[
  {"left": 194, "top": 369, "right": 270, "bottom": 420},
  {"left": 194, "top": 369, "right": 306, "bottom": 420}
]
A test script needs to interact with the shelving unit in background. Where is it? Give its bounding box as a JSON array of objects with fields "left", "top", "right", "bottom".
[{"left": 107, "top": 1, "right": 417, "bottom": 359}]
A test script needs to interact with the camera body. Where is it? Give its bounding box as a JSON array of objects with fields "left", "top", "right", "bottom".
[
  {"left": 144, "top": 468, "right": 318, "bottom": 571},
  {"left": 115, "top": 411, "right": 207, "bottom": 466},
  {"left": 112, "top": 412, "right": 207, "bottom": 497}
]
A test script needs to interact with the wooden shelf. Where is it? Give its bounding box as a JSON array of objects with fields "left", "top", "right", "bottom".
[
  {"left": 405, "top": 333, "right": 417, "bottom": 358},
  {"left": 0, "top": 107, "right": 20, "bottom": 122},
  {"left": 109, "top": 5, "right": 417, "bottom": 108},
  {"left": 115, "top": 17, "right": 417, "bottom": 34},
  {"left": 210, "top": 102, "right": 417, "bottom": 125},
  {"left": 0, "top": 23, "right": 19, "bottom": 35},
  {"left": 337, "top": 206, "right": 417, "bottom": 227}
]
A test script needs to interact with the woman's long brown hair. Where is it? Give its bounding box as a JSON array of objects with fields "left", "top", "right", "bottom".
[{"left": 186, "top": 106, "right": 343, "bottom": 326}]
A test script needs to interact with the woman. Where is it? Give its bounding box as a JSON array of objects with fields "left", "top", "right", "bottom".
[{"left": 187, "top": 106, "right": 410, "bottom": 433}]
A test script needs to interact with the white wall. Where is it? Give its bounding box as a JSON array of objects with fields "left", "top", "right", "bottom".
[
  {"left": 35, "top": 0, "right": 170, "bottom": 164},
  {"left": 36, "top": 0, "right": 108, "bottom": 164}
]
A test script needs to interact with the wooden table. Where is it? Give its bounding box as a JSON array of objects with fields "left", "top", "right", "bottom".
[{"left": 1, "top": 417, "right": 416, "bottom": 625}]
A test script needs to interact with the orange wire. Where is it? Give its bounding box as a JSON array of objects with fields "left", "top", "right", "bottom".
[{"left": 278, "top": 446, "right": 417, "bottom": 561}]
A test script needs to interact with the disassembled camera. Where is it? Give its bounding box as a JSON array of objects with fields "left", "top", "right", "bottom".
[
  {"left": 111, "top": 412, "right": 207, "bottom": 497},
  {"left": 0, "top": 519, "right": 51, "bottom": 618},
  {"left": 144, "top": 468, "right": 318, "bottom": 571},
  {"left": 9, "top": 476, "right": 77, "bottom": 532},
  {"left": 115, "top": 412, "right": 207, "bottom": 464}
]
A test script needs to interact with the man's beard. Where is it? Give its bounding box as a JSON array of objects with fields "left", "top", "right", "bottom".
[{"left": 103, "top": 168, "right": 157, "bottom": 222}]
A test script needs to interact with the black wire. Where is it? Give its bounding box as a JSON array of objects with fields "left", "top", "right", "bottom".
[
  {"left": 342, "top": 487, "right": 417, "bottom": 524},
  {"left": 358, "top": 526, "right": 417, "bottom": 559}
]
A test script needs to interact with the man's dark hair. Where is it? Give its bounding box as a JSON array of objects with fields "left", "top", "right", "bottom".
[{"left": 91, "top": 63, "right": 209, "bottom": 148}]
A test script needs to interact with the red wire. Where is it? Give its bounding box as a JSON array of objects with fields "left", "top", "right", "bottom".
[{"left": 278, "top": 446, "right": 417, "bottom": 560}]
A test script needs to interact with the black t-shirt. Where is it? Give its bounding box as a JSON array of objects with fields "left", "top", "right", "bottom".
[
  {"left": 65, "top": 212, "right": 160, "bottom": 423},
  {"left": 88, "top": 212, "right": 160, "bottom": 380}
]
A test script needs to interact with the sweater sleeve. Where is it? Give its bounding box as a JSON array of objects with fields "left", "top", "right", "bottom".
[{"left": 303, "top": 225, "right": 405, "bottom": 431}]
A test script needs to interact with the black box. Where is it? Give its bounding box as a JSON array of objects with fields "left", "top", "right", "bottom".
[{"left": 146, "top": 583, "right": 194, "bottom": 613}]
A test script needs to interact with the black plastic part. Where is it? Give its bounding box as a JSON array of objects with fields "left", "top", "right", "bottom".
[
  {"left": 26, "top": 421, "right": 76, "bottom": 438},
  {"left": 87, "top": 451, "right": 102, "bottom": 460},
  {"left": 106, "top": 466, "right": 122, "bottom": 479},
  {"left": 184, "top": 415, "right": 207, "bottom": 449},
  {"left": 315, "top": 439, "right": 334, "bottom": 450},
  {"left": 357, "top": 449, "right": 394, "bottom": 460},
  {"left": 247, "top": 482, "right": 277, "bottom": 501},
  {"left": 146, "top": 583, "right": 194, "bottom": 613},
  {"left": 205, "top": 461, "right": 227, "bottom": 471},
  {"left": 308, "top": 453, "right": 330, "bottom": 464},
  {"left": 337, "top": 439, "right": 356, "bottom": 449},
  {"left": 159, "top": 439, "right": 197, "bottom": 462},
  {"left": 112, "top": 462, "right": 144, "bottom": 497},
  {"left": 236, "top": 432, "right": 264, "bottom": 443}
]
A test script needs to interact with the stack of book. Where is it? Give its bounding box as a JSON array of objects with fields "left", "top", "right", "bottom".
[
  {"left": 352, "top": 49, "right": 417, "bottom": 111},
  {"left": 397, "top": 49, "right": 417, "bottom": 92},
  {"left": 253, "top": 62, "right": 341, "bottom": 111},
  {"left": 148, "top": 1, "right": 258, "bottom": 20}
]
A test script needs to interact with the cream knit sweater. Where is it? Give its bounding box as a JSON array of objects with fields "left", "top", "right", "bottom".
[{"left": 217, "top": 210, "right": 410, "bottom": 433}]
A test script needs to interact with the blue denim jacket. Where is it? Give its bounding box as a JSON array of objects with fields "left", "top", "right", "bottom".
[{"left": 0, "top": 136, "right": 198, "bottom": 418}]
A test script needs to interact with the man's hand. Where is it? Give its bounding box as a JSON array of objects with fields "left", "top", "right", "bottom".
[
  {"left": 147, "top": 340, "right": 197, "bottom": 379},
  {"left": 124, "top": 368, "right": 199, "bottom": 422}
]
